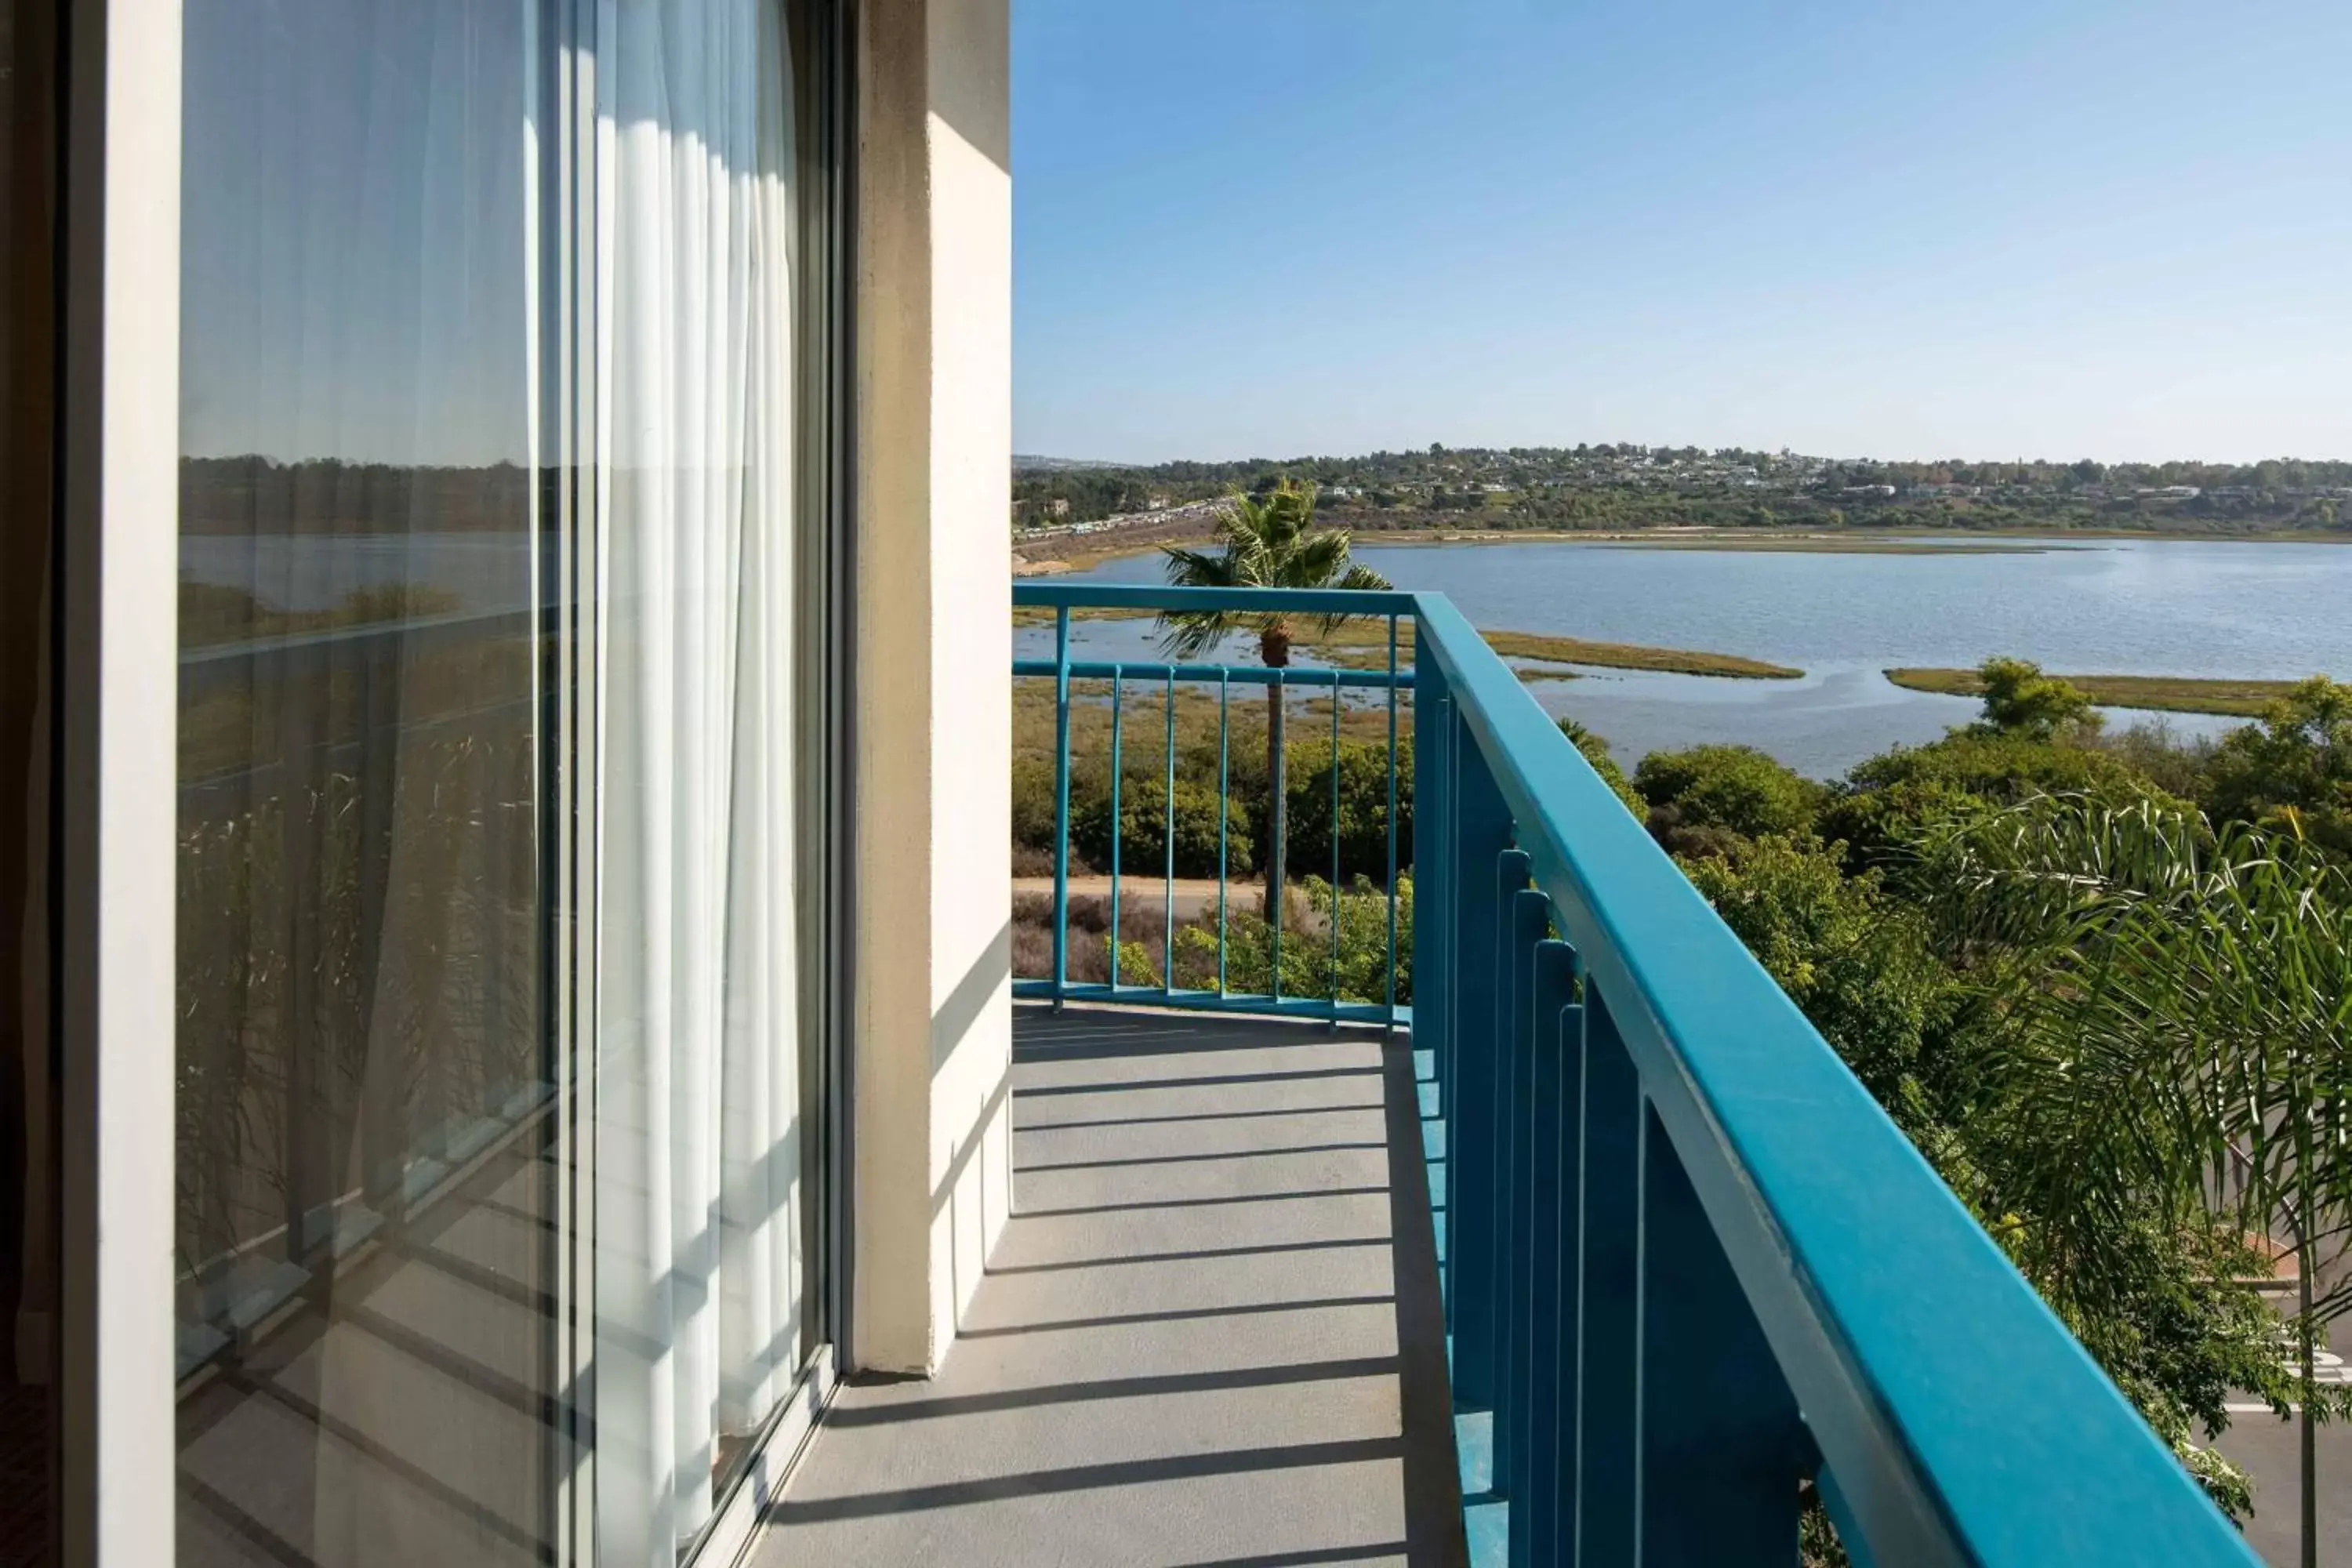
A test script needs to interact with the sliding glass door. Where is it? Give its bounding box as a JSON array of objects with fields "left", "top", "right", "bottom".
[
  {"left": 589, "top": 2, "right": 837, "bottom": 1560},
  {"left": 169, "top": 3, "right": 840, "bottom": 1563},
  {"left": 174, "top": 3, "right": 568, "bottom": 1561}
]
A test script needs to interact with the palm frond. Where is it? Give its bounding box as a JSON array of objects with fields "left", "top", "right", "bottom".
[
  {"left": 1151, "top": 478, "right": 1388, "bottom": 663},
  {"left": 1921, "top": 793, "right": 2352, "bottom": 1314},
  {"left": 1313, "top": 562, "right": 1396, "bottom": 632}
]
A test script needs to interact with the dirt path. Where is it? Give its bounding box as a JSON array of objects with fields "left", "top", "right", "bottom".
[{"left": 1013, "top": 876, "right": 1238, "bottom": 922}]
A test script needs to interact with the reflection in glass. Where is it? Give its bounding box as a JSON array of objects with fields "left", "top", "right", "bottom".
[
  {"left": 174, "top": 2, "right": 559, "bottom": 1563},
  {"left": 173, "top": 2, "right": 822, "bottom": 1564}
]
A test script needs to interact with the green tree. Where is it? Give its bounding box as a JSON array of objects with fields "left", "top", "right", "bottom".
[
  {"left": 1635, "top": 743, "right": 1820, "bottom": 851},
  {"left": 1069, "top": 775, "right": 1254, "bottom": 880},
  {"left": 1679, "top": 835, "right": 1958, "bottom": 1135},
  {"left": 1973, "top": 656, "right": 2103, "bottom": 741},
  {"left": 1679, "top": 804, "right": 2292, "bottom": 1522},
  {"left": 1284, "top": 737, "right": 1414, "bottom": 884},
  {"left": 1156, "top": 480, "right": 1392, "bottom": 915},
  {"left": 1822, "top": 729, "right": 2181, "bottom": 873},
  {"left": 2200, "top": 676, "right": 2352, "bottom": 858},
  {"left": 1915, "top": 797, "right": 2348, "bottom": 1533}
]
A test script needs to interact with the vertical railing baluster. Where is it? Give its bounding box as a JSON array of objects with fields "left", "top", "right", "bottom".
[
  {"left": 1519, "top": 938, "right": 1579, "bottom": 1568},
  {"left": 1450, "top": 793, "right": 1521, "bottom": 1432},
  {"left": 1408, "top": 628, "right": 1450, "bottom": 1309},
  {"left": 1385, "top": 615, "right": 1401, "bottom": 1028},
  {"left": 1164, "top": 669, "right": 1177, "bottom": 992},
  {"left": 1434, "top": 693, "right": 1456, "bottom": 1199},
  {"left": 1330, "top": 677, "right": 1343, "bottom": 1020},
  {"left": 1271, "top": 668, "right": 1284, "bottom": 1005},
  {"left": 1051, "top": 604, "right": 1073, "bottom": 1005},
  {"left": 1109, "top": 665, "right": 1123, "bottom": 990},
  {"left": 1498, "top": 882, "right": 1548, "bottom": 1519},
  {"left": 1218, "top": 673, "right": 1229, "bottom": 997},
  {"left": 1574, "top": 990, "right": 1639, "bottom": 1566},
  {"left": 1637, "top": 1102, "right": 1808, "bottom": 1561}
]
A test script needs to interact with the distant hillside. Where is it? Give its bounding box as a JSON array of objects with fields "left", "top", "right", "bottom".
[
  {"left": 1013, "top": 454, "right": 1132, "bottom": 474},
  {"left": 1010, "top": 442, "right": 2352, "bottom": 538}
]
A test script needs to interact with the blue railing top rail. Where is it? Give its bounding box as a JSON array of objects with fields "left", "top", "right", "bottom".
[
  {"left": 1016, "top": 581, "right": 1424, "bottom": 618},
  {"left": 1014, "top": 580, "right": 2254, "bottom": 1566}
]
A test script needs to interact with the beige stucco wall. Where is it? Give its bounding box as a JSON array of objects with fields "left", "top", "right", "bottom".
[{"left": 851, "top": 0, "right": 1013, "bottom": 1377}]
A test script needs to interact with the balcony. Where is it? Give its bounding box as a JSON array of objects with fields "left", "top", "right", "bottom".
[
  {"left": 759, "top": 584, "right": 2259, "bottom": 1567},
  {"left": 768, "top": 1007, "right": 1458, "bottom": 1565}
]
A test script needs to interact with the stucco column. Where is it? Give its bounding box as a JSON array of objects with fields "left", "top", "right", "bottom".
[{"left": 851, "top": 0, "right": 1013, "bottom": 1377}]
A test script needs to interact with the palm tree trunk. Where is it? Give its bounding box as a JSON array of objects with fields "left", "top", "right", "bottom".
[
  {"left": 2299, "top": 1192, "right": 2318, "bottom": 1568},
  {"left": 1265, "top": 684, "right": 1286, "bottom": 924}
]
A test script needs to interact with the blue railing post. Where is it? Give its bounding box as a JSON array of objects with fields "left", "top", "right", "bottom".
[
  {"left": 1573, "top": 991, "right": 1640, "bottom": 1567},
  {"left": 1446, "top": 735, "right": 1515, "bottom": 1422},
  {"left": 1516, "top": 938, "right": 1579, "bottom": 1568},
  {"left": 1329, "top": 679, "right": 1344, "bottom": 1022},
  {"left": 1217, "top": 673, "right": 1230, "bottom": 996},
  {"left": 1051, "top": 604, "right": 1073, "bottom": 1005},
  {"left": 1411, "top": 640, "right": 1449, "bottom": 1091},
  {"left": 1385, "top": 615, "right": 1402, "bottom": 1027},
  {"left": 1164, "top": 670, "right": 1178, "bottom": 987},
  {"left": 1638, "top": 1101, "right": 1808, "bottom": 1562},
  {"left": 1270, "top": 669, "right": 1285, "bottom": 1003},
  {"left": 1410, "top": 639, "right": 1451, "bottom": 1309},
  {"left": 1109, "top": 666, "right": 1123, "bottom": 989},
  {"left": 1497, "top": 882, "right": 1548, "bottom": 1512}
]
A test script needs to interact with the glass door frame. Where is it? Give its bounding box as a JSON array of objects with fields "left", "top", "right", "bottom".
[
  {"left": 51, "top": 0, "right": 859, "bottom": 1561},
  {"left": 56, "top": 0, "right": 183, "bottom": 1560}
]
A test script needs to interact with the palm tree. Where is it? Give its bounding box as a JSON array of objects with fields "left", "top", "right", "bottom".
[
  {"left": 1156, "top": 480, "right": 1392, "bottom": 918},
  {"left": 1918, "top": 797, "right": 2352, "bottom": 1563}
]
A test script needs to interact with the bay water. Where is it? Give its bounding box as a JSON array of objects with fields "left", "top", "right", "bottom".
[{"left": 1053, "top": 537, "right": 2352, "bottom": 778}]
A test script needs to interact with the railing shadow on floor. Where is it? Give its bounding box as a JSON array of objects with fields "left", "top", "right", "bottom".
[{"left": 762, "top": 1007, "right": 1466, "bottom": 1566}]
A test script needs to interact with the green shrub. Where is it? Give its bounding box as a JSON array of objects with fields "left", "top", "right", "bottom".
[
  {"left": 1974, "top": 656, "right": 2102, "bottom": 740},
  {"left": 1070, "top": 775, "right": 1254, "bottom": 879},
  {"left": 1679, "top": 836, "right": 1959, "bottom": 1137},
  {"left": 2198, "top": 676, "right": 2352, "bottom": 858},
  {"left": 1635, "top": 744, "right": 1820, "bottom": 846},
  {"left": 1107, "top": 936, "right": 1162, "bottom": 989},
  {"left": 1184, "top": 873, "right": 1414, "bottom": 1005},
  {"left": 1011, "top": 757, "right": 1061, "bottom": 852},
  {"left": 1283, "top": 738, "right": 1414, "bottom": 883},
  {"left": 1822, "top": 731, "right": 2185, "bottom": 873}
]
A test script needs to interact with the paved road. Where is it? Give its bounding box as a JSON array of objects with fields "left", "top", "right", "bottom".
[{"left": 2209, "top": 1308, "right": 2352, "bottom": 1565}]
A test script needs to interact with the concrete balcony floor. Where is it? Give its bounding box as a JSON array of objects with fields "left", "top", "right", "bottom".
[{"left": 759, "top": 1006, "right": 1464, "bottom": 1566}]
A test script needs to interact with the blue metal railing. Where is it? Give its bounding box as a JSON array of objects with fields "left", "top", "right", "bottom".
[
  {"left": 1015, "top": 584, "right": 1417, "bottom": 1025},
  {"left": 1013, "top": 582, "right": 2258, "bottom": 1567}
]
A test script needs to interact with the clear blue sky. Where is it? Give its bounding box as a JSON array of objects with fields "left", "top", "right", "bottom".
[{"left": 1013, "top": 0, "right": 2352, "bottom": 466}]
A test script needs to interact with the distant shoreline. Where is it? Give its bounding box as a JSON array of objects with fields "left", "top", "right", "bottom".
[
  {"left": 1014, "top": 522, "right": 2352, "bottom": 575},
  {"left": 1884, "top": 668, "right": 2312, "bottom": 720}
]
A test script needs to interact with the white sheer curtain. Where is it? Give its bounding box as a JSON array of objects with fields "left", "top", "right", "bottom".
[{"left": 595, "top": 2, "right": 804, "bottom": 1561}]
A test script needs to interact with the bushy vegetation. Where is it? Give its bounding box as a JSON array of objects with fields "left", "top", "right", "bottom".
[
  {"left": 1635, "top": 742, "right": 1824, "bottom": 851},
  {"left": 2197, "top": 676, "right": 2352, "bottom": 858},
  {"left": 1820, "top": 728, "right": 2185, "bottom": 873},
  {"left": 1186, "top": 874, "right": 1415, "bottom": 1005},
  {"left": 1634, "top": 659, "right": 2350, "bottom": 1523},
  {"left": 1014, "top": 650, "right": 2350, "bottom": 1532},
  {"left": 1014, "top": 728, "right": 1409, "bottom": 885},
  {"left": 1070, "top": 775, "right": 1254, "bottom": 880}
]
